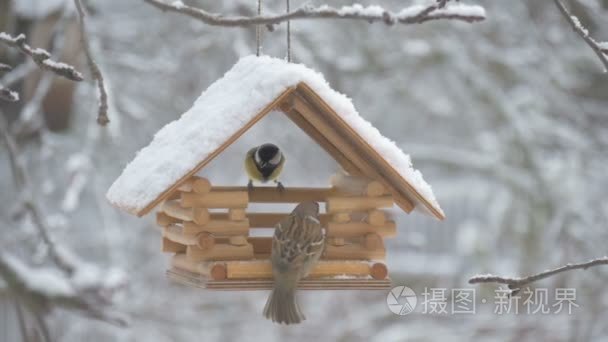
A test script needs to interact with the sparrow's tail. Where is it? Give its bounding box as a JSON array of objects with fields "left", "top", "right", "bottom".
[{"left": 263, "top": 285, "right": 304, "bottom": 324}]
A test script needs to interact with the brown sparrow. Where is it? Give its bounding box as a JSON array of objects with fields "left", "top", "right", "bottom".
[{"left": 263, "top": 201, "right": 325, "bottom": 324}]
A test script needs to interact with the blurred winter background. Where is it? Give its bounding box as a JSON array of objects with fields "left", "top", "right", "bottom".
[{"left": 1, "top": 0, "right": 608, "bottom": 341}]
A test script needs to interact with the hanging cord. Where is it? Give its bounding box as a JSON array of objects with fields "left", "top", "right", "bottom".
[
  {"left": 286, "top": 0, "right": 291, "bottom": 62},
  {"left": 256, "top": 0, "right": 262, "bottom": 56}
]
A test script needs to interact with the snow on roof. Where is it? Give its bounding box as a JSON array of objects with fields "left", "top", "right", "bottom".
[{"left": 106, "top": 55, "right": 443, "bottom": 217}]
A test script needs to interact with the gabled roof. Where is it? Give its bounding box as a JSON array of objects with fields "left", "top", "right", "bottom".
[{"left": 106, "top": 56, "right": 444, "bottom": 220}]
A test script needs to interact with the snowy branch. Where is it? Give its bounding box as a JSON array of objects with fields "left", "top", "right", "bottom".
[
  {"left": 0, "top": 115, "right": 126, "bottom": 326},
  {"left": 469, "top": 256, "right": 608, "bottom": 294},
  {"left": 0, "top": 32, "right": 84, "bottom": 81},
  {"left": 553, "top": 0, "right": 608, "bottom": 72},
  {"left": 143, "top": 0, "right": 485, "bottom": 29},
  {"left": 0, "top": 59, "right": 19, "bottom": 102},
  {"left": 74, "top": 0, "right": 110, "bottom": 126},
  {"left": 0, "top": 254, "right": 127, "bottom": 326}
]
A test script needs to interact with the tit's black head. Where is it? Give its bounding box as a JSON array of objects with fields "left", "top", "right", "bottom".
[{"left": 256, "top": 143, "right": 281, "bottom": 165}]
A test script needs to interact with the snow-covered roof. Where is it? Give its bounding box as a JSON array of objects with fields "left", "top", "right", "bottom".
[{"left": 106, "top": 55, "right": 444, "bottom": 219}]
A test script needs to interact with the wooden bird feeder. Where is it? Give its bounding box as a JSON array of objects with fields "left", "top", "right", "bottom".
[{"left": 106, "top": 56, "right": 444, "bottom": 290}]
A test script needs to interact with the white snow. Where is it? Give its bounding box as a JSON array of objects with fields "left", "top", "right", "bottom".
[
  {"left": 13, "top": 0, "right": 69, "bottom": 19},
  {"left": 570, "top": 15, "right": 589, "bottom": 36},
  {"left": 106, "top": 55, "right": 444, "bottom": 217},
  {"left": 337, "top": 4, "right": 385, "bottom": 17},
  {"left": 398, "top": 3, "right": 485, "bottom": 19},
  {"left": 3, "top": 254, "right": 74, "bottom": 297},
  {"left": 171, "top": 1, "right": 185, "bottom": 9},
  {"left": 435, "top": 3, "right": 486, "bottom": 18}
]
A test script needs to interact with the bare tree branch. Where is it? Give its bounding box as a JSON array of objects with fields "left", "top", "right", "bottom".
[
  {"left": 0, "top": 32, "right": 84, "bottom": 81},
  {"left": 0, "top": 61, "right": 19, "bottom": 102},
  {"left": 0, "top": 115, "right": 126, "bottom": 326},
  {"left": 469, "top": 256, "right": 608, "bottom": 294},
  {"left": 0, "top": 87, "right": 19, "bottom": 101},
  {"left": 74, "top": 0, "right": 110, "bottom": 126},
  {"left": 553, "top": 0, "right": 608, "bottom": 72},
  {"left": 143, "top": 0, "right": 485, "bottom": 29}
]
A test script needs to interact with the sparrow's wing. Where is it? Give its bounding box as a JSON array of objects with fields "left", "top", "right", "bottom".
[{"left": 272, "top": 213, "right": 324, "bottom": 273}]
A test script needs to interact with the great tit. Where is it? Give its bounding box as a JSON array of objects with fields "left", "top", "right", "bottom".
[
  {"left": 245, "top": 143, "right": 285, "bottom": 191},
  {"left": 263, "top": 201, "right": 324, "bottom": 324}
]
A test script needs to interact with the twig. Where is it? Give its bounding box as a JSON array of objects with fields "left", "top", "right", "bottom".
[
  {"left": 143, "top": 0, "right": 485, "bottom": 29},
  {"left": 0, "top": 86, "right": 19, "bottom": 101},
  {"left": 469, "top": 256, "right": 608, "bottom": 294},
  {"left": 0, "top": 116, "right": 75, "bottom": 274},
  {"left": 0, "top": 254, "right": 127, "bottom": 327},
  {"left": 0, "top": 114, "right": 126, "bottom": 326},
  {"left": 0, "top": 32, "right": 84, "bottom": 81},
  {"left": 0, "top": 61, "right": 19, "bottom": 102},
  {"left": 74, "top": 0, "right": 110, "bottom": 126},
  {"left": 553, "top": 0, "right": 608, "bottom": 72}
]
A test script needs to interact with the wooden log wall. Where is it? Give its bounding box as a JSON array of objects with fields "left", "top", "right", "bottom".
[
  {"left": 159, "top": 174, "right": 395, "bottom": 283},
  {"left": 159, "top": 176, "right": 254, "bottom": 262}
]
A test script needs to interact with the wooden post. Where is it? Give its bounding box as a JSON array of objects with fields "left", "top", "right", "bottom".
[
  {"left": 228, "top": 236, "right": 249, "bottom": 246},
  {"left": 332, "top": 212, "right": 351, "bottom": 223},
  {"left": 182, "top": 220, "right": 249, "bottom": 235},
  {"left": 177, "top": 176, "right": 212, "bottom": 194},
  {"left": 197, "top": 232, "right": 215, "bottom": 250},
  {"left": 192, "top": 207, "right": 210, "bottom": 225},
  {"left": 330, "top": 173, "right": 387, "bottom": 197},
  {"left": 363, "top": 233, "right": 384, "bottom": 250},
  {"left": 225, "top": 260, "right": 377, "bottom": 279},
  {"left": 157, "top": 212, "right": 179, "bottom": 227},
  {"left": 181, "top": 191, "right": 248, "bottom": 208},
  {"left": 162, "top": 237, "right": 186, "bottom": 253},
  {"left": 366, "top": 209, "right": 386, "bottom": 226},
  {"left": 326, "top": 221, "right": 397, "bottom": 238},
  {"left": 160, "top": 201, "right": 210, "bottom": 225},
  {"left": 228, "top": 208, "right": 246, "bottom": 221},
  {"left": 326, "top": 237, "right": 345, "bottom": 246},
  {"left": 326, "top": 196, "right": 393, "bottom": 213},
  {"left": 370, "top": 263, "right": 388, "bottom": 280},
  {"left": 323, "top": 243, "right": 385, "bottom": 260},
  {"left": 171, "top": 254, "right": 227, "bottom": 280},
  {"left": 186, "top": 243, "right": 254, "bottom": 262}
]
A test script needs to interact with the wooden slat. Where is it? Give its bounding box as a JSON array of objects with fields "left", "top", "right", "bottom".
[
  {"left": 182, "top": 220, "right": 249, "bottom": 235},
  {"left": 181, "top": 191, "right": 248, "bottom": 208},
  {"left": 186, "top": 243, "right": 254, "bottom": 262},
  {"left": 282, "top": 106, "right": 362, "bottom": 176},
  {"left": 162, "top": 237, "right": 186, "bottom": 253},
  {"left": 225, "top": 260, "right": 377, "bottom": 279},
  {"left": 211, "top": 186, "right": 338, "bottom": 203},
  {"left": 297, "top": 83, "right": 445, "bottom": 220},
  {"left": 214, "top": 212, "right": 329, "bottom": 228},
  {"left": 137, "top": 87, "right": 296, "bottom": 216},
  {"left": 292, "top": 91, "right": 416, "bottom": 214},
  {"left": 326, "top": 196, "right": 393, "bottom": 213},
  {"left": 330, "top": 173, "right": 387, "bottom": 197},
  {"left": 166, "top": 268, "right": 391, "bottom": 290},
  {"left": 324, "top": 242, "right": 385, "bottom": 260},
  {"left": 326, "top": 221, "right": 397, "bottom": 238}
]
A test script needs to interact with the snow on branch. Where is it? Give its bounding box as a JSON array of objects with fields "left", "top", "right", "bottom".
[
  {"left": 469, "top": 256, "right": 608, "bottom": 295},
  {"left": 553, "top": 0, "right": 608, "bottom": 72},
  {"left": 143, "top": 0, "right": 485, "bottom": 29},
  {"left": 0, "top": 116, "right": 126, "bottom": 326},
  {"left": 0, "top": 253, "right": 127, "bottom": 326},
  {"left": 0, "top": 32, "right": 84, "bottom": 81},
  {"left": 74, "top": 0, "right": 110, "bottom": 126}
]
